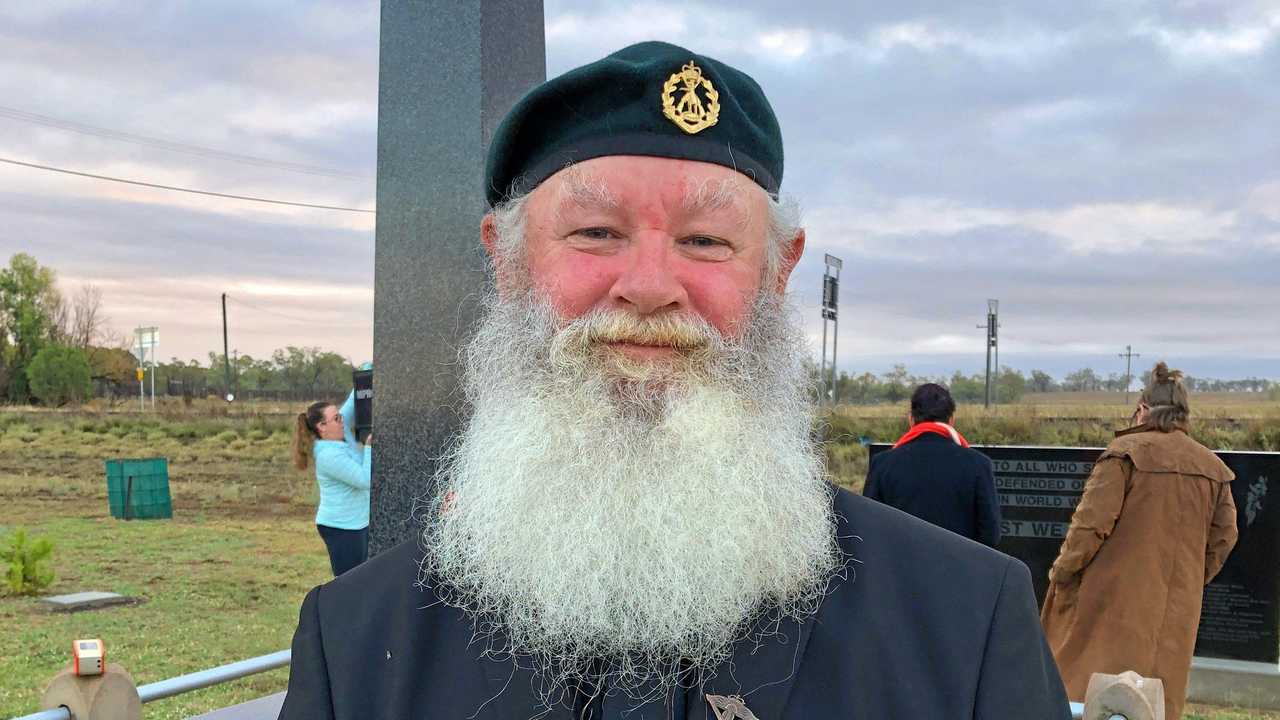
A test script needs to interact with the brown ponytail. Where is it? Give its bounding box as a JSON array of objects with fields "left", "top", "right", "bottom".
[
  {"left": 1140, "top": 361, "right": 1190, "bottom": 432},
  {"left": 291, "top": 401, "right": 331, "bottom": 470}
]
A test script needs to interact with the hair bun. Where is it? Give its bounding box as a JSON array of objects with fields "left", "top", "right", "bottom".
[{"left": 1150, "top": 361, "right": 1184, "bottom": 385}]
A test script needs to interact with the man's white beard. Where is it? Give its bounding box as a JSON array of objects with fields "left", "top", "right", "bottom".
[{"left": 420, "top": 287, "right": 840, "bottom": 701}]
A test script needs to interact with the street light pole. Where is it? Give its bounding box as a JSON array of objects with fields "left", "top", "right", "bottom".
[
  {"left": 820, "top": 254, "right": 843, "bottom": 405},
  {"left": 977, "top": 299, "right": 999, "bottom": 409}
]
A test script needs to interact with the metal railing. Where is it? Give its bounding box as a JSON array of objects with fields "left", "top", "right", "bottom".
[
  {"left": 13, "top": 651, "right": 1095, "bottom": 720},
  {"left": 14, "top": 650, "right": 290, "bottom": 720}
]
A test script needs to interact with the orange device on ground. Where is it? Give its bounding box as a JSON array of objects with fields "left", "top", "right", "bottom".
[{"left": 72, "top": 638, "right": 105, "bottom": 676}]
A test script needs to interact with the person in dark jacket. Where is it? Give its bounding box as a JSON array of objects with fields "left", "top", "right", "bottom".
[
  {"left": 278, "top": 41, "right": 1067, "bottom": 720},
  {"left": 864, "top": 383, "right": 1002, "bottom": 547}
]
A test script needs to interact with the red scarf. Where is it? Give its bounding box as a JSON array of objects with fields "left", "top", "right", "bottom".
[{"left": 892, "top": 421, "right": 970, "bottom": 449}]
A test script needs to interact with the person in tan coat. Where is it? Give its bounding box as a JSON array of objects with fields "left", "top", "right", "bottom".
[{"left": 1041, "top": 362, "right": 1238, "bottom": 719}]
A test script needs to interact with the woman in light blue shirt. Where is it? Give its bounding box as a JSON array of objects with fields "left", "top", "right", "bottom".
[{"left": 291, "top": 398, "right": 371, "bottom": 576}]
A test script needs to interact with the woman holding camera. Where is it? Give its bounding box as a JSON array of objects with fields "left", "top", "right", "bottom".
[{"left": 291, "top": 398, "right": 372, "bottom": 576}]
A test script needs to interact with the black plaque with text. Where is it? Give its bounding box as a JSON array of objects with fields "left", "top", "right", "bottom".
[{"left": 867, "top": 443, "right": 1280, "bottom": 663}]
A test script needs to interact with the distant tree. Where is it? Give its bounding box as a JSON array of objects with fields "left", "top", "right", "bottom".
[
  {"left": 26, "top": 345, "right": 91, "bottom": 406},
  {"left": 841, "top": 372, "right": 881, "bottom": 404},
  {"left": 1103, "top": 372, "right": 1128, "bottom": 393},
  {"left": 66, "top": 284, "right": 103, "bottom": 348},
  {"left": 948, "top": 371, "right": 985, "bottom": 403},
  {"left": 880, "top": 364, "right": 911, "bottom": 403},
  {"left": 87, "top": 347, "right": 138, "bottom": 386},
  {"left": 273, "top": 346, "right": 351, "bottom": 396},
  {"left": 1029, "top": 370, "right": 1057, "bottom": 393},
  {"left": 0, "top": 254, "right": 65, "bottom": 402},
  {"left": 997, "top": 366, "right": 1028, "bottom": 403},
  {"left": 1062, "top": 367, "right": 1102, "bottom": 392}
]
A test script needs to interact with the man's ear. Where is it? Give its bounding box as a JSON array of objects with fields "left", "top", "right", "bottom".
[
  {"left": 481, "top": 212, "right": 499, "bottom": 260},
  {"left": 480, "top": 213, "right": 509, "bottom": 294},
  {"left": 773, "top": 228, "right": 806, "bottom": 293}
]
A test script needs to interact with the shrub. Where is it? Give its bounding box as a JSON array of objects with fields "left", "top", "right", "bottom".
[
  {"left": 1, "top": 529, "right": 55, "bottom": 595},
  {"left": 165, "top": 423, "right": 201, "bottom": 440},
  {"left": 26, "top": 346, "right": 92, "bottom": 407}
]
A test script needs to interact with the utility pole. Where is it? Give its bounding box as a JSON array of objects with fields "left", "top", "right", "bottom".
[
  {"left": 820, "top": 254, "right": 843, "bottom": 405},
  {"left": 222, "top": 293, "right": 233, "bottom": 402},
  {"left": 1119, "top": 345, "right": 1141, "bottom": 405},
  {"left": 977, "top": 299, "right": 1000, "bottom": 408}
]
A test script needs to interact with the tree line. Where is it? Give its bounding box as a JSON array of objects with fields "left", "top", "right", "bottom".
[
  {"left": 0, "top": 254, "right": 356, "bottom": 406},
  {"left": 149, "top": 348, "right": 353, "bottom": 401},
  {"left": 818, "top": 364, "right": 1276, "bottom": 406},
  {"left": 0, "top": 253, "right": 133, "bottom": 405}
]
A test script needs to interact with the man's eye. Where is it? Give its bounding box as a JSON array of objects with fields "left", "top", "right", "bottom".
[
  {"left": 573, "top": 227, "right": 617, "bottom": 240},
  {"left": 683, "top": 236, "right": 729, "bottom": 248}
]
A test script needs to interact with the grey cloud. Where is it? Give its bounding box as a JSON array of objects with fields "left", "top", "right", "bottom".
[
  {"left": 3, "top": 190, "right": 373, "bottom": 286},
  {"left": 544, "top": 2, "right": 1280, "bottom": 213},
  {"left": 4, "top": 0, "right": 1277, "bottom": 373}
]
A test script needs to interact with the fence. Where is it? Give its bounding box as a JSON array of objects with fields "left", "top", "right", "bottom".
[
  {"left": 9, "top": 647, "right": 1090, "bottom": 719},
  {"left": 91, "top": 379, "right": 342, "bottom": 404},
  {"left": 13, "top": 651, "right": 290, "bottom": 720}
]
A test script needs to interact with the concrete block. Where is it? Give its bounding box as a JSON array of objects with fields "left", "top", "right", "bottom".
[
  {"left": 1188, "top": 656, "right": 1280, "bottom": 710},
  {"left": 41, "top": 592, "right": 132, "bottom": 613}
]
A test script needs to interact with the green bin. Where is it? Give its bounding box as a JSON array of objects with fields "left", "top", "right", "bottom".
[{"left": 106, "top": 458, "right": 172, "bottom": 520}]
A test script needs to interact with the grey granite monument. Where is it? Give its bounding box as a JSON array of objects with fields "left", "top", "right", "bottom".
[{"left": 371, "top": 0, "right": 546, "bottom": 554}]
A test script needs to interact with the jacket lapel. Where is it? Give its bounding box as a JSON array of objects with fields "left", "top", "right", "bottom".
[
  {"left": 696, "top": 607, "right": 818, "bottom": 719},
  {"left": 471, "top": 634, "right": 575, "bottom": 719}
]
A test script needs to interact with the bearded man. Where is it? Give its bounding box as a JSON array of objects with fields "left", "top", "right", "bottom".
[{"left": 279, "top": 41, "right": 1070, "bottom": 719}]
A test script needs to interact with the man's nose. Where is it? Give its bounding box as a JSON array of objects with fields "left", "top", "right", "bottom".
[{"left": 608, "top": 235, "right": 688, "bottom": 315}]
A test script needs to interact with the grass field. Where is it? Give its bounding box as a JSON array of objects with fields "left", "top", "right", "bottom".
[
  {"left": 1, "top": 399, "right": 1278, "bottom": 719},
  {"left": 0, "top": 408, "right": 329, "bottom": 719}
]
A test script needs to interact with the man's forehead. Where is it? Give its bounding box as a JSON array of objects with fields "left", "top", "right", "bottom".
[{"left": 544, "top": 161, "right": 760, "bottom": 222}]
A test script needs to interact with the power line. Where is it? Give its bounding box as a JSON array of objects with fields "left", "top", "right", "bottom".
[
  {"left": 0, "top": 104, "right": 363, "bottom": 179},
  {"left": 224, "top": 294, "right": 346, "bottom": 325},
  {"left": 0, "top": 156, "right": 376, "bottom": 214}
]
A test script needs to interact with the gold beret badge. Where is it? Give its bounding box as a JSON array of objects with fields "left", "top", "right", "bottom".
[{"left": 661, "top": 61, "right": 720, "bottom": 134}]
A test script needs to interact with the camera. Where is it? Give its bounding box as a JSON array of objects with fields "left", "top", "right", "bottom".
[{"left": 353, "top": 368, "right": 373, "bottom": 444}]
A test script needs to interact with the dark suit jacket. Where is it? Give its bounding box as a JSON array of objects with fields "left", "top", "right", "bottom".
[
  {"left": 278, "top": 488, "right": 1067, "bottom": 719},
  {"left": 864, "top": 434, "right": 1003, "bottom": 547}
]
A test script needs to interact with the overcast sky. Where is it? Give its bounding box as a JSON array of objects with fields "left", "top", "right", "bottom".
[{"left": 3, "top": 1, "right": 1278, "bottom": 380}]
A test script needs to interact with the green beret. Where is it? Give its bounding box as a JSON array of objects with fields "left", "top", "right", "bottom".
[{"left": 485, "top": 41, "right": 784, "bottom": 207}]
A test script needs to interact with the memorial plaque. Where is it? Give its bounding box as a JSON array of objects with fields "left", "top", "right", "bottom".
[{"left": 868, "top": 443, "right": 1280, "bottom": 664}]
